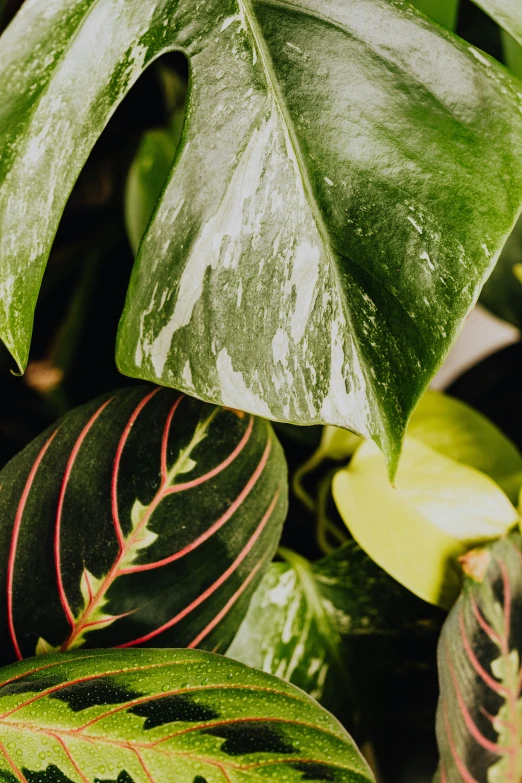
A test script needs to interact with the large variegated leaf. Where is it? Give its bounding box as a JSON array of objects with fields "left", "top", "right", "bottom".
[
  {"left": 0, "top": 648, "right": 375, "bottom": 783},
  {"left": 436, "top": 536, "right": 522, "bottom": 782},
  {"left": 2, "top": 5, "right": 522, "bottom": 468},
  {"left": 227, "top": 543, "right": 441, "bottom": 712},
  {"left": 0, "top": 386, "right": 286, "bottom": 664},
  {"left": 471, "top": 0, "right": 522, "bottom": 45}
]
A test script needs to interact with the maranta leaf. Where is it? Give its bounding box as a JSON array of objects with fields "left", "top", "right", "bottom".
[
  {"left": 436, "top": 536, "right": 522, "bottom": 782},
  {"left": 0, "top": 648, "right": 375, "bottom": 783},
  {"left": 0, "top": 386, "right": 286, "bottom": 664},
  {"left": 2, "top": 2, "right": 522, "bottom": 469}
]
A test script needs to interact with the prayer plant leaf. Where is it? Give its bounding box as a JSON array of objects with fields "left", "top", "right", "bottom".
[
  {"left": 436, "top": 535, "right": 522, "bottom": 782},
  {"left": 1, "top": 5, "right": 522, "bottom": 470},
  {"left": 227, "top": 543, "right": 442, "bottom": 713},
  {"left": 0, "top": 385, "right": 287, "bottom": 665},
  {"left": 0, "top": 648, "right": 375, "bottom": 783},
  {"left": 470, "top": 0, "right": 522, "bottom": 46},
  {"left": 332, "top": 437, "right": 518, "bottom": 609}
]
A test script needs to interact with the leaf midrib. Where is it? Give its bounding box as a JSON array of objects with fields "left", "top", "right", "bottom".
[{"left": 238, "top": 0, "right": 384, "bottom": 437}]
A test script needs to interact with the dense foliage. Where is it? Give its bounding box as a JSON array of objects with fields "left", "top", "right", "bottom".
[{"left": 1, "top": 1, "right": 522, "bottom": 781}]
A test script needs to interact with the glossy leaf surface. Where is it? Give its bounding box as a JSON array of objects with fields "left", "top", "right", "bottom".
[
  {"left": 0, "top": 648, "right": 375, "bottom": 783},
  {"left": 332, "top": 437, "right": 518, "bottom": 608},
  {"left": 1, "top": 5, "right": 522, "bottom": 468},
  {"left": 436, "top": 536, "right": 522, "bottom": 782},
  {"left": 471, "top": 0, "right": 522, "bottom": 45},
  {"left": 228, "top": 543, "right": 441, "bottom": 710},
  {"left": 0, "top": 386, "right": 286, "bottom": 664}
]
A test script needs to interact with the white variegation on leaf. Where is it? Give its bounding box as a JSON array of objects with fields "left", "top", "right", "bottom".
[{"left": 1, "top": 1, "right": 522, "bottom": 469}]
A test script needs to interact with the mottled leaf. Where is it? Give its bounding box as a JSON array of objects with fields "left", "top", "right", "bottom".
[
  {"left": 332, "top": 437, "right": 518, "bottom": 608},
  {"left": 436, "top": 536, "right": 522, "bottom": 782},
  {"left": 471, "top": 0, "right": 522, "bottom": 45},
  {"left": 1, "top": 3, "right": 522, "bottom": 469},
  {"left": 0, "top": 386, "right": 286, "bottom": 664},
  {"left": 0, "top": 648, "right": 375, "bottom": 783},
  {"left": 227, "top": 543, "right": 442, "bottom": 712}
]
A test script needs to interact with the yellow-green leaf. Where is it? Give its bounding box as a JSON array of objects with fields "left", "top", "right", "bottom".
[{"left": 332, "top": 436, "right": 518, "bottom": 609}]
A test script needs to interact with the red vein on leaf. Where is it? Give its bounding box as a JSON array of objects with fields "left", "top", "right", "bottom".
[
  {"left": 470, "top": 594, "right": 502, "bottom": 646},
  {"left": 63, "top": 406, "right": 255, "bottom": 649},
  {"left": 112, "top": 388, "right": 162, "bottom": 550},
  {"left": 0, "top": 661, "right": 195, "bottom": 720},
  {"left": 0, "top": 738, "right": 28, "bottom": 783},
  {"left": 439, "top": 763, "right": 447, "bottom": 783},
  {"left": 132, "top": 747, "right": 156, "bottom": 783},
  {"left": 188, "top": 560, "right": 263, "bottom": 648},
  {"left": 445, "top": 647, "right": 507, "bottom": 755},
  {"left": 163, "top": 415, "right": 254, "bottom": 494},
  {"left": 442, "top": 703, "right": 480, "bottom": 783},
  {"left": 496, "top": 558, "right": 520, "bottom": 782},
  {"left": 53, "top": 732, "right": 90, "bottom": 783},
  {"left": 151, "top": 715, "right": 347, "bottom": 747},
  {"left": 459, "top": 610, "right": 509, "bottom": 696},
  {"left": 75, "top": 682, "right": 307, "bottom": 732},
  {"left": 160, "top": 395, "right": 184, "bottom": 482},
  {"left": 7, "top": 429, "right": 59, "bottom": 660},
  {"left": 55, "top": 399, "right": 113, "bottom": 629},
  {"left": 119, "top": 436, "right": 271, "bottom": 575},
  {"left": 116, "top": 489, "right": 280, "bottom": 648}
]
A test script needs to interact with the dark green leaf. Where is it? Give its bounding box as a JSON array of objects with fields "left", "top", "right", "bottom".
[
  {"left": 436, "top": 536, "right": 522, "bottom": 781},
  {"left": 0, "top": 648, "right": 375, "bottom": 782},
  {"left": 1, "top": 3, "right": 522, "bottom": 468},
  {"left": 228, "top": 543, "right": 442, "bottom": 713},
  {"left": 0, "top": 386, "right": 286, "bottom": 663}
]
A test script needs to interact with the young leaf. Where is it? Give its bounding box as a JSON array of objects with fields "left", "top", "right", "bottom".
[
  {"left": 408, "top": 390, "right": 522, "bottom": 503},
  {"left": 227, "top": 543, "right": 442, "bottom": 711},
  {"left": 0, "top": 648, "right": 375, "bottom": 783},
  {"left": 0, "top": 386, "right": 287, "bottom": 663},
  {"left": 332, "top": 437, "right": 518, "bottom": 608},
  {"left": 471, "top": 0, "right": 522, "bottom": 46},
  {"left": 1, "top": 4, "right": 522, "bottom": 469},
  {"left": 436, "top": 536, "right": 522, "bottom": 781}
]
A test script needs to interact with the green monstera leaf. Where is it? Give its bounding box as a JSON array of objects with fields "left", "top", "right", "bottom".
[
  {"left": 227, "top": 543, "right": 441, "bottom": 712},
  {"left": 0, "top": 386, "right": 287, "bottom": 664},
  {"left": 1, "top": 3, "right": 522, "bottom": 468},
  {"left": 0, "top": 648, "right": 375, "bottom": 783},
  {"left": 436, "top": 536, "right": 522, "bottom": 782}
]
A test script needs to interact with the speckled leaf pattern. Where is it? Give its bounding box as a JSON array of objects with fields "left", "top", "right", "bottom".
[
  {"left": 0, "top": 386, "right": 287, "bottom": 665},
  {"left": 1, "top": 3, "right": 522, "bottom": 467},
  {"left": 471, "top": 0, "right": 522, "bottom": 46},
  {"left": 228, "top": 543, "right": 441, "bottom": 711},
  {"left": 0, "top": 648, "right": 375, "bottom": 783},
  {"left": 436, "top": 536, "right": 522, "bottom": 782}
]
